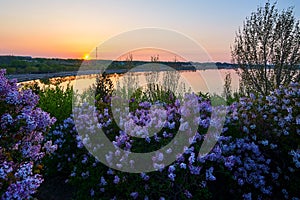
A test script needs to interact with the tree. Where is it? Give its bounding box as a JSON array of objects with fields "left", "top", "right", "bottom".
[
  {"left": 151, "top": 54, "right": 159, "bottom": 62},
  {"left": 231, "top": 1, "right": 300, "bottom": 95},
  {"left": 125, "top": 53, "right": 134, "bottom": 69},
  {"left": 93, "top": 72, "right": 114, "bottom": 102},
  {"left": 222, "top": 72, "right": 232, "bottom": 100}
]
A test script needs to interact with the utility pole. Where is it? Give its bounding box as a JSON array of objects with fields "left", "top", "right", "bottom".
[{"left": 96, "top": 47, "right": 98, "bottom": 60}]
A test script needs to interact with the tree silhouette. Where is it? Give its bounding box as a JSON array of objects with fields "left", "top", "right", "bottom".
[{"left": 231, "top": 1, "right": 300, "bottom": 95}]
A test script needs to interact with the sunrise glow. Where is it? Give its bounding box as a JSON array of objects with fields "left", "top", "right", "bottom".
[
  {"left": 83, "top": 54, "right": 90, "bottom": 60},
  {"left": 0, "top": 1, "right": 299, "bottom": 62}
]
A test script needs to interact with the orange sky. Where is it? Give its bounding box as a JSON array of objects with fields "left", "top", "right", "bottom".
[{"left": 0, "top": 0, "right": 299, "bottom": 62}]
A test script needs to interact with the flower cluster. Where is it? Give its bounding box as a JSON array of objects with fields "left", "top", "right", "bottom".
[
  {"left": 45, "top": 82, "right": 299, "bottom": 199},
  {"left": 223, "top": 82, "right": 300, "bottom": 199},
  {"left": 0, "top": 69, "right": 57, "bottom": 199}
]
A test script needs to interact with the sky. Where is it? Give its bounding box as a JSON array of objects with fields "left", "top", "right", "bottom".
[{"left": 0, "top": 0, "right": 299, "bottom": 62}]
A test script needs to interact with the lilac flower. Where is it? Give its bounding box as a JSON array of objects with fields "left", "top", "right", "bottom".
[
  {"left": 167, "top": 121, "right": 175, "bottom": 129},
  {"left": 81, "top": 171, "right": 89, "bottom": 179},
  {"left": 107, "top": 168, "right": 114, "bottom": 175},
  {"left": 242, "top": 126, "right": 249, "bottom": 134},
  {"left": 70, "top": 172, "right": 76, "bottom": 177},
  {"left": 166, "top": 148, "right": 172, "bottom": 154},
  {"left": 0, "top": 162, "right": 13, "bottom": 179},
  {"left": 271, "top": 173, "right": 279, "bottom": 180},
  {"left": 90, "top": 189, "right": 95, "bottom": 197},
  {"left": 250, "top": 124, "right": 256, "bottom": 130},
  {"left": 140, "top": 173, "right": 150, "bottom": 181},
  {"left": 5, "top": 90, "right": 19, "bottom": 104},
  {"left": 153, "top": 163, "right": 165, "bottom": 171},
  {"left": 283, "top": 98, "right": 290, "bottom": 105},
  {"left": 260, "top": 140, "right": 268, "bottom": 146},
  {"left": 179, "top": 163, "right": 186, "bottom": 169},
  {"left": 179, "top": 121, "right": 189, "bottom": 131},
  {"left": 14, "top": 162, "right": 33, "bottom": 179},
  {"left": 270, "top": 143, "right": 277, "bottom": 149},
  {"left": 145, "top": 136, "right": 151, "bottom": 143},
  {"left": 3, "top": 174, "right": 43, "bottom": 200},
  {"left": 224, "top": 155, "right": 235, "bottom": 170},
  {"left": 295, "top": 116, "right": 300, "bottom": 125},
  {"left": 184, "top": 190, "right": 193, "bottom": 198},
  {"left": 130, "top": 192, "right": 139, "bottom": 199},
  {"left": 100, "top": 176, "right": 107, "bottom": 186},
  {"left": 168, "top": 165, "right": 175, "bottom": 173},
  {"left": 238, "top": 178, "right": 244, "bottom": 186},
  {"left": 0, "top": 70, "right": 55, "bottom": 199},
  {"left": 289, "top": 150, "right": 300, "bottom": 168},
  {"left": 157, "top": 152, "right": 164, "bottom": 162},
  {"left": 188, "top": 153, "right": 195, "bottom": 164},
  {"left": 242, "top": 192, "right": 252, "bottom": 200},
  {"left": 43, "top": 141, "right": 57, "bottom": 154},
  {"left": 206, "top": 167, "right": 216, "bottom": 181},
  {"left": 1, "top": 113, "right": 13, "bottom": 128},
  {"left": 282, "top": 189, "right": 289, "bottom": 199},
  {"left": 113, "top": 175, "right": 120, "bottom": 184},
  {"left": 189, "top": 165, "right": 201, "bottom": 175},
  {"left": 200, "top": 181, "right": 207, "bottom": 188}
]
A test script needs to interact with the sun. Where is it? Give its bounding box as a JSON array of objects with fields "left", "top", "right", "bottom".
[{"left": 83, "top": 54, "right": 90, "bottom": 60}]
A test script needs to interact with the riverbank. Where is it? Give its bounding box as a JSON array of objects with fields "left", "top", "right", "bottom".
[
  {"left": 5, "top": 64, "right": 238, "bottom": 82},
  {"left": 5, "top": 68, "right": 196, "bottom": 82},
  {"left": 5, "top": 69, "right": 127, "bottom": 82}
]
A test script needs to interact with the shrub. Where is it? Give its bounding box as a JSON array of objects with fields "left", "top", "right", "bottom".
[
  {"left": 45, "top": 81, "right": 299, "bottom": 199},
  {"left": 37, "top": 84, "right": 73, "bottom": 125},
  {"left": 224, "top": 82, "right": 300, "bottom": 199},
  {"left": 22, "top": 81, "right": 74, "bottom": 126},
  {"left": 0, "top": 69, "right": 57, "bottom": 199},
  {"left": 45, "top": 94, "right": 218, "bottom": 199}
]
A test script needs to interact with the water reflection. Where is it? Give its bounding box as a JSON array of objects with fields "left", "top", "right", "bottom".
[{"left": 20, "top": 69, "right": 240, "bottom": 95}]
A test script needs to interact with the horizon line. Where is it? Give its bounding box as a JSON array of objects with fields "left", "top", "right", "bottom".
[{"left": 0, "top": 54, "right": 234, "bottom": 64}]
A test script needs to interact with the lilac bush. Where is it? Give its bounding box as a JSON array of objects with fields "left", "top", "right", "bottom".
[
  {"left": 223, "top": 82, "right": 300, "bottom": 199},
  {"left": 45, "top": 82, "right": 299, "bottom": 199},
  {"left": 46, "top": 94, "right": 216, "bottom": 199},
  {"left": 0, "top": 69, "right": 57, "bottom": 199}
]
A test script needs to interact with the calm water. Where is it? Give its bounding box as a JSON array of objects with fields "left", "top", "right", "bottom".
[{"left": 21, "top": 69, "right": 240, "bottom": 96}]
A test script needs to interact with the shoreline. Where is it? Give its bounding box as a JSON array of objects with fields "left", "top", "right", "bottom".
[
  {"left": 5, "top": 69, "right": 127, "bottom": 82},
  {"left": 6, "top": 67, "right": 236, "bottom": 82}
]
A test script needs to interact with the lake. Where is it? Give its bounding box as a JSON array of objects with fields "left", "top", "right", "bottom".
[{"left": 20, "top": 69, "right": 240, "bottom": 96}]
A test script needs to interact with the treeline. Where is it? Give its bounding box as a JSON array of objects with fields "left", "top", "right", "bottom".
[
  {"left": 0, "top": 56, "right": 82, "bottom": 74},
  {"left": 0, "top": 55, "right": 238, "bottom": 75}
]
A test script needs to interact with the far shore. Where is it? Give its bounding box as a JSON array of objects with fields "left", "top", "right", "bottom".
[
  {"left": 6, "top": 66, "right": 236, "bottom": 82},
  {"left": 6, "top": 69, "right": 127, "bottom": 82}
]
